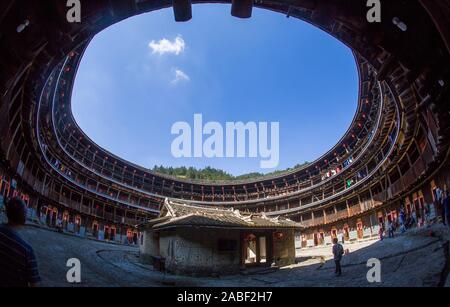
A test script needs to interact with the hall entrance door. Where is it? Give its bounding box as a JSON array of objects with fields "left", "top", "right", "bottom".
[
  {"left": 357, "top": 222, "right": 363, "bottom": 239},
  {"left": 242, "top": 232, "right": 272, "bottom": 267},
  {"left": 343, "top": 226, "right": 350, "bottom": 242}
]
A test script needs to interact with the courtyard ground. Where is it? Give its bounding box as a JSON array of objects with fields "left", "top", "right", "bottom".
[{"left": 7, "top": 218, "right": 450, "bottom": 287}]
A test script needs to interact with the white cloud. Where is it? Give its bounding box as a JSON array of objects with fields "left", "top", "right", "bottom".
[
  {"left": 171, "top": 69, "right": 190, "bottom": 85},
  {"left": 149, "top": 35, "right": 185, "bottom": 55}
]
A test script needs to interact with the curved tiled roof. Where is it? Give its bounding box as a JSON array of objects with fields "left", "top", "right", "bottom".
[{"left": 152, "top": 199, "right": 301, "bottom": 230}]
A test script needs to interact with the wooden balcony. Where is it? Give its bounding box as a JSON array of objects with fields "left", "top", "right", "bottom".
[
  {"left": 336, "top": 210, "right": 349, "bottom": 220},
  {"left": 348, "top": 204, "right": 361, "bottom": 215}
]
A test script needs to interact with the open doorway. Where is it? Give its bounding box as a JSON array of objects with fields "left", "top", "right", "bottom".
[
  {"left": 92, "top": 223, "right": 98, "bottom": 237},
  {"left": 259, "top": 236, "right": 267, "bottom": 264},
  {"left": 105, "top": 226, "right": 110, "bottom": 240},
  {"left": 343, "top": 225, "right": 350, "bottom": 241},
  {"left": 313, "top": 233, "right": 319, "bottom": 246},
  {"left": 75, "top": 217, "right": 81, "bottom": 234},
  {"left": 245, "top": 234, "right": 257, "bottom": 264},
  {"left": 243, "top": 233, "right": 269, "bottom": 266},
  {"left": 319, "top": 232, "right": 325, "bottom": 245},
  {"left": 111, "top": 227, "right": 116, "bottom": 241},
  {"left": 331, "top": 229, "right": 337, "bottom": 238},
  {"left": 357, "top": 221, "right": 363, "bottom": 239}
]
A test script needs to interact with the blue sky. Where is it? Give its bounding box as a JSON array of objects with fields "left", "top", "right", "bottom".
[{"left": 72, "top": 4, "right": 358, "bottom": 176}]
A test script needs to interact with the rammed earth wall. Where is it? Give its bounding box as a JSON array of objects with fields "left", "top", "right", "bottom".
[
  {"left": 140, "top": 226, "right": 298, "bottom": 275},
  {"left": 160, "top": 228, "right": 241, "bottom": 276},
  {"left": 273, "top": 229, "right": 296, "bottom": 266}
]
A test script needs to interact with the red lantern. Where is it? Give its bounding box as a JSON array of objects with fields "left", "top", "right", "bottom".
[
  {"left": 245, "top": 234, "right": 256, "bottom": 242},
  {"left": 274, "top": 231, "right": 284, "bottom": 240}
]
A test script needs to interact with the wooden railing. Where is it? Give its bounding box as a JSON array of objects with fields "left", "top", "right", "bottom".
[
  {"left": 314, "top": 216, "right": 324, "bottom": 225},
  {"left": 300, "top": 219, "right": 314, "bottom": 228},
  {"left": 80, "top": 205, "right": 90, "bottom": 214},
  {"left": 348, "top": 204, "right": 361, "bottom": 215},
  {"left": 390, "top": 178, "right": 404, "bottom": 197},
  {"left": 325, "top": 213, "right": 337, "bottom": 223},
  {"left": 336, "top": 210, "right": 348, "bottom": 220}
]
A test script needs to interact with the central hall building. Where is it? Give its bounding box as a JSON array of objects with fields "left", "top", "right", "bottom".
[{"left": 138, "top": 199, "right": 300, "bottom": 276}]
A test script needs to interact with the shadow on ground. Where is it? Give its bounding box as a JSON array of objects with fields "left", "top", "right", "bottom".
[{"left": 11, "top": 222, "right": 450, "bottom": 287}]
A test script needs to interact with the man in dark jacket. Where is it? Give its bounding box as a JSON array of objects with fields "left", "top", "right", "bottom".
[
  {"left": 0, "top": 197, "right": 41, "bottom": 287},
  {"left": 332, "top": 237, "right": 344, "bottom": 276},
  {"left": 443, "top": 189, "right": 449, "bottom": 227}
]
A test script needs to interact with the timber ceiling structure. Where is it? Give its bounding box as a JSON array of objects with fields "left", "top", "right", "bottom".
[{"left": 0, "top": 0, "right": 448, "bottom": 229}]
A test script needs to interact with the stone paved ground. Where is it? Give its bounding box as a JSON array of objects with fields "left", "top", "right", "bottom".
[{"left": 9, "top": 222, "right": 450, "bottom": 287}]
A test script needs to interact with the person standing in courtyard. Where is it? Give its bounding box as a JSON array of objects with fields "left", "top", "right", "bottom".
[
  {"left": 379, "top": 222, "right": 385, "bottom": 240},
  {"left": 411, "top": 210, "right": 417, "bottom": 227},
  {"left": 388, "top": 220, "right": 395, "bottom": 238},
  {"left": 400, "top": 207, "right": 406, "bottom": 233},
  {"left": 0, "top": 197, "right": 41, "bottom": 287},
  {"left": 435, "top": 186, "right": 445, "bottom": 225},
  {"left": 443, "top": 188, "right": 449, "bottom": 227},
  {"left": 424, "top": 202, "right": 431, "bottom": 226},
  {"left": 332, "top": 237, "right": 344, "bottom": 276}
]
